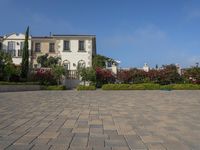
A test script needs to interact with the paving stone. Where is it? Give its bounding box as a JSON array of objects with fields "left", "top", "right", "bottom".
[
  {"left": 49, "top": 144, "right": 68, "bottom": 150},
  {"left": 125, "top": 135, "right": 147, "bottom": 149},
  {"left": 70, "top": 137, "right": 88, "bottom": 148},
  {"left": 88, "top": 137, "right": 104, "bottom": 147},
  {"left": 112, "top": 147, "right": 130, "bottom": 150},
  {"left": 141, "top": 135, "right": 164, "bottom": 144},
  {"left": 0, "top": 91, "right": 200, "bottom": 149},
  {"left": 147, "top": 143, "right": 167, "bottom": 150},
  {"left": 105, "top": 139, "right": 128, "bottom": 147},
  {"left": 6, "top": 144, "right": 34, "bottom": 150},
  {"left": 31, "top": 144, "right": 51, "bottom": 150},
  {"left": 38, "top": 132, "right": 59, "bottom": 139}
]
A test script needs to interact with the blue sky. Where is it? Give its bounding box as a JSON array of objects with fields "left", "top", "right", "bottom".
[{"left": 1, "top": 0, "right": 200, "bottom": 68}]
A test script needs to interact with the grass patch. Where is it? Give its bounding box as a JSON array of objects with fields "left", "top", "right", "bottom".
[
  {"left": 77, "top": 85, "right": 96, "bottom": 90},
  {"left": 41, "top": 85, "right": 66, "bottom": 90}
]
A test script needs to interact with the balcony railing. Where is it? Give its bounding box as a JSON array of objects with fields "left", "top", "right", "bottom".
[{"left": 66, "top": 70, "right": 79, "bottom": 79}]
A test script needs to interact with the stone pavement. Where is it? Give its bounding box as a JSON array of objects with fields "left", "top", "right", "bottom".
[{"left": 0, "top": 90, "right": 200, "bottom": 150}]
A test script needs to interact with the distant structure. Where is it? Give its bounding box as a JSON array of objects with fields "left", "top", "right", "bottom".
[
  {"left": 142, "top": 63, "right": 150, "bottom": 72},
  {"left": 106, "top": 60, "right": 120, "bottom": 74},
  {"left": 175, "top": 64, "right": 182, "bottom": 75}
]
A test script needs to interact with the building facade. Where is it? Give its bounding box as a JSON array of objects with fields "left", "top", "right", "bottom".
[{"left": 0, "top": 33, "right": 96, "bottom": 70}]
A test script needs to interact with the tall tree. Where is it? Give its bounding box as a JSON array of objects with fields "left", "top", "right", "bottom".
[
  {"left": 92, "top": 54, "right": 116, "bottom": 69},
  {"left": 21, "top": 27, "right": 29, "bottom": 79}
]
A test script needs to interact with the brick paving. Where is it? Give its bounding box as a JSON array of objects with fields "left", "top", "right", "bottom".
[{"left": 0, "top": 90, "right": 200, "bottom": 150}]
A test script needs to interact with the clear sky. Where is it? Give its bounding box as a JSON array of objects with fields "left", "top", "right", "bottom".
[{"left": 0, "top": 0, "right": 200, "bottom": 68}]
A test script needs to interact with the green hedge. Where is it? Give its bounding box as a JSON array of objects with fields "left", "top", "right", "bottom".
[
  {"left": 160, "top": 84, "right": 200, "bottom": 90},
  {"left": 41, "top": 85, "right": 66, "bottom": 90},
  {"left": 0, "top": 81, "right": 40, "bottom": 85},
  {"left": 102, "top": 83, "right": 200, "bottom": 90},
  {"left": 102, "top": 83, "right": 160, "bottom": 90},
  {"left": 77, "top": 85, "right": 96, "bottom": 90}
]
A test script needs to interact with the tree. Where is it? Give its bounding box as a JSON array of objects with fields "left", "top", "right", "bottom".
[
  {"left": 4, "top": 63, "right": 17, "bottom": 81},
  {"left": 92, "top": 54, "right": 116, "bottom": 69},
  {"left": 46, "top": 56, "right": 60, "bottom": 67},
  {"left": 79, "top": 67, "right": 96, "bottom": 85},
  {"left": 52, "top": 66, "right": 66, "bottom": 85},
  {"left": 0, "top": 51, "right": 13, "bottom": 80},
  {"left": 37, "top": 54, "right": 60, "bottom": 67},
  {"left": 37, "top": 54, "right": 48, "bottom": 67},
  {"left": 21, "top": 26, "right": 29, "bottom": 79}
]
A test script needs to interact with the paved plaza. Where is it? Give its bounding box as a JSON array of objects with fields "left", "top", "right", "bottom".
[{"left": 0, "top": 90, "right": 200, "bottom": 150}]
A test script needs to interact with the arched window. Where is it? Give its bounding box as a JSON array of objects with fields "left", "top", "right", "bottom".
[
  {"left": 63, "top": 60, "right": 70, "bottom": 70},
  {"left": 77, "top": 60, "right": 86, "bottom": 69}
]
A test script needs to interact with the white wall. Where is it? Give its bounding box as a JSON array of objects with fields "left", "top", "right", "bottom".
[
  {"left": 58, "top": 38, "right": 93, "bottom": 70},
  {"left": 2, "top": 33, "right": 31, "bottom": 65}
]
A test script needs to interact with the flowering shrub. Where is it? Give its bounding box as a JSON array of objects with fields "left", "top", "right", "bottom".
[
  {"left": 183, "top": 67, "right": 200, "bottom": 84},
  {"left": 34, "top": 68, "right": 57, "bottom": 85},
  {"left": 117, "top": 65, "right": 182, "bottom": 85},
  {"left": 117, "top": 69, "right": 148, "bottom": 84},
  {"left": 154, "top": 65, "right": 182, "bottom": 85},
  {"left": 96, "top": 67, "right": 115, "bottom": 87},
  {"left": 117, "top": 70, "right": 132, "bottom": 83}
]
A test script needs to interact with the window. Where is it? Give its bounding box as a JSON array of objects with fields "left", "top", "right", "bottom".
[
  {"left": 8, "top": 41, "right": 15, "bottom": 51},
  {"left": 35, "top": 43, "right": 41, "bottom": 52},
  {"left": 78, "top": 40, "right": 85, "bottom": 51},
  {"left": 63, "top": 41, "right": 70, "bottom": 51},
  {"left": 20, "top": 42, "right": 24, "bottom": 50},
  {"left": 63, "top": 60, "right": 70, "bottom": 70},
  {"left": 49, "top": 43, "right": 55, "bottom": 52},
  {"left": 77, "top": 60, "right": 86, "bottom": 69},
  {"left": 18, "top": 50, "right": 22, "bottom": 57},
  {"left": 107, "top": 61, "right": 112, "bottom": 68}
]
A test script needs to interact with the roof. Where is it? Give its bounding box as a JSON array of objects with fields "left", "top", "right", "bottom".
[
  {"left": 32, "top": 36, "right": 53, "bottom": 39},
  {"left": 52, "top": 34, "right": 96, "bottom": 37},
  {"left": 0, "top": 34, "right": 96, "bottom": 39}
]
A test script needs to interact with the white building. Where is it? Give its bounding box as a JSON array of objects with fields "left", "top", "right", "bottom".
[
  {"left": 0, "top": 33, "right": 96, "bottom": 70},
  {"left": 53, "top": 35, "right": 96, "bottom": 70},
  {"left": 142, "top": 63, "right": 150, "bottom": 72},
  {"left": 1, "top": 33, "right": 31, "bottom": 65}
]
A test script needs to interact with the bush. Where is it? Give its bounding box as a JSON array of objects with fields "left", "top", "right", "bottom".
[
  {"left": 41, "top": 85, "right": 66, "bottom": 90},
  {"left": 102, "top": 83, "right": 200, "bottom": 90},
  {"left": 117, "top": 69, "right": 148, "bottom": 84},
  {"left": 79, "top": 67, "right": 96, "bottom": 85},
  {"left": 160, "top": 84, "right": 200, "bottom": 90},
  {"left": 96, "top": 67, "right": 115, "bottom": 87},
  {"left": 183, "top": 67, "right": 200, "bottom": 84},
  {"left": 0, "top": 81, "right": 39, "bottom": 85},
  {"left": 102, "top": 83, "right": 160, "bottom": 90},
  {"left": 77, "top": 85, "right": 96, "bottom": 90},
  {"left": 34, "top": 68, "right": 57, "bottom": 85}
]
